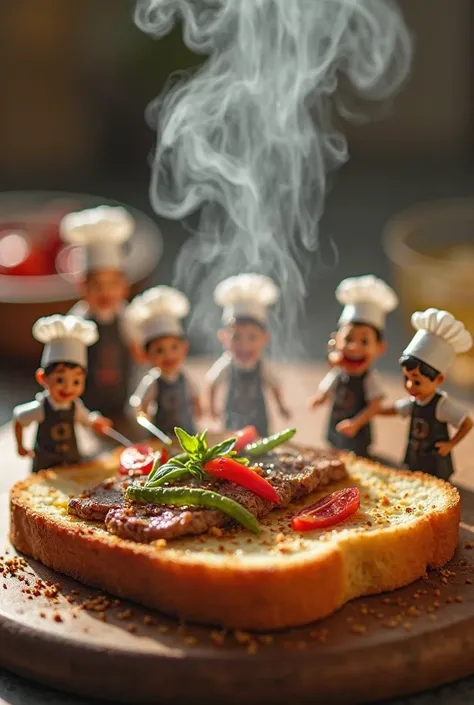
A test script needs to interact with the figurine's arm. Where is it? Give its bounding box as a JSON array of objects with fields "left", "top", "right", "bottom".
[
  {"left": 12, "top": 399, "right": 44, "bottom": 457},
  {"left": 264, "top": 364, "right": 290, "bottom": 419},
  {"left": 205, "top": 355, "right": 231, "bottom": 420},
  {"left": 75, "top": 399, "right": 112, "bottom": 433},
  {"left": 120, "top": 314, "right": 148, "bottom": 365},
  {"left": 336, "top": 370, "right": 384, "bottom": 437},
  {"left": 308, "top": 368, "right": 339, "bottom": 409},
  {"left": 187, "top": 375, "right": 202, "bottom": 419},
  {"left": 129, "top": 372, "right": 158, "bottom": 418},
  {"left": 435, "top": 397, "right": 473, "bottom": 456}
]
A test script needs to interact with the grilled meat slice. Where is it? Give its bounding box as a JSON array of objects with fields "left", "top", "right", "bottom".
[
  {"left": 105, "top": 450, "right": 346, "bottom": 543},
  {"left": 68, "top": 476, "right": 135, "bottom": 522}
]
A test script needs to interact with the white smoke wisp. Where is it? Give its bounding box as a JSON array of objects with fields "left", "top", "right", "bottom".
[{"left": 135, "top": 0, "right": 413, "bottom": 356}]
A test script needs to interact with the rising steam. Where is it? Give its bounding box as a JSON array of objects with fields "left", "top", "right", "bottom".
[{"left": 135, "top": 0, "right": 412, "bottom": 356}]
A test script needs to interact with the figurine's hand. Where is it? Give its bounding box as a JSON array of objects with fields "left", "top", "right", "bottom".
[
  {"left": 92, "top": 417, "right": 113, "bottom": 434},
  {"left": 18, "top": 446, "right": 35, "bottom": 458},
  {"left": 309, "top": 394, "right": 325, "bottom": 409},
  {"left": 209, "top": 407, "right": 220, "bottom": 421},
  {"left": 336, "top": 419, "right": 360, "bottom": 438},
  {"left": 435, "top": 440, "right": 454, "bottom": 457},
  {"left": 193, "top": 399, "right": 203, "bottom": 419}
]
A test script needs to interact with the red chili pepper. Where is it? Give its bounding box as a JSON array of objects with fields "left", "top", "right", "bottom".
[
  {"left": 204, "top": 457, "right": 280, "bottom": 504},
  {"left": 119, "top": 444, "right": 168, "bottom": 476},
  {"left": 233, "top": 426, "right": 258, "bottom": 451},
  {"left": 291, "top": 487, "right": 360, "bottom": 532}
]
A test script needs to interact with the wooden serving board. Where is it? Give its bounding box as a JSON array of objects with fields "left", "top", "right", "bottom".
[{"left": 2, "top": 361, "right": 474, "bottom": 705}]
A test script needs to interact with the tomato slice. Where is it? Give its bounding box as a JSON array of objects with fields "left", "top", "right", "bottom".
[
  {"left": 291, "top": 487, "right": 360, "bottom": 532},
  {"left": 119, "top": 444, "right": 167, "bottom": 476},
  {"left": 233, "top": 426, "right": 258, "bottom": 451}
]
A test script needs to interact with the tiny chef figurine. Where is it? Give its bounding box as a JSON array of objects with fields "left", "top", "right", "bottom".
[
  {"left": 13, "top": 315, "right": 112, "bottom": 473},
  {"left": 380, "top": 308, "right": 473, "bottom": 480},
  {"left": 60, "top": 205, "right": 142, "bottom": 420},
  {"left": 309, "top": 275, "right": 398, "bottom": 457},
  {"left": 127, "top": 286, "right": 200, "bottom": 436},
  {"left": 206, "top": 273, "right": 290, "bottom": 436}
]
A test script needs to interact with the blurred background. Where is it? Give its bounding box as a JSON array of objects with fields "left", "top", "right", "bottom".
[{"left": 0, "top": 0, "right": 473, "bottom": 421}]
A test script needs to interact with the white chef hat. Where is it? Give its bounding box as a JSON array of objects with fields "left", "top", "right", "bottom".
[
  {"left": 126, "top": 286, "right": 190, "bottom": 345},
  {"left": 33, "top": 315, "right": 98, "bottom": 370},
  {"left": 60, "top": 205, "right": 134, "bottom": 274},
  {"left": 214, "top": 274, "right": 279, "bottom": 327},
  {"left": 336, "top": 275, "right": 398, "bottom": 332},
  {"left": 402, "top": 308, "right": 472, "bottom": 375}
]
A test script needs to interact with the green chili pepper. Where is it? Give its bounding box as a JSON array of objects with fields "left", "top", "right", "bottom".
[
  {"left": 243, "top": 428, "right": 296, "bottom": 457},
  {"left": 126, "top": 485, "right": 261, "bottom": 534}
]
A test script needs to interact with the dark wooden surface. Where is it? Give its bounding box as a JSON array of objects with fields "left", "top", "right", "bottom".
[{"left": 2, "top": 361, "right": 474, "bottom": 704}]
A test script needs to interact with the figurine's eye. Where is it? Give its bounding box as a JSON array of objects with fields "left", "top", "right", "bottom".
[
  {"left": 171, "top": 342, "right": 179, "bottom": 352},
  {"left": 156, "top": 347, "right": 164, "bottom": 355},
  {"left": 413, "top": 380, "right": 421, "bottom": 387},
  {"left": 56, "top": 377, "right": 64, "bottom": 384},
  {"left": 361, "top": 338, "right": 369, "bottom": 346},
  {"left": 73, "top": 379, "right": 81, "bottom": 386}
]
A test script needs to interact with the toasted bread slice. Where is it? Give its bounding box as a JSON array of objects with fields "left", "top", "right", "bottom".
[{"left": 9, "top": 452, "right": 460, "bottom": 630}]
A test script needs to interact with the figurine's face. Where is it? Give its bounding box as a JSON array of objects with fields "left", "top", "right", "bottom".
[
  {"left": 219, "top": 322, "right": 269, "bottom": 366},
  {"left": 81, "top": 270, "right": 129, "bottom": 315},
  {"left": 146, "top": 336, "right": 189, "bottom": 376},
  {"left": 402, "top": 366, "right": 443, "bottom": 401},
  {"left": 334, "top": 323, "right": 386, "bottom": 375},
  {"left": 36, "top": 364, "right": 86, "bottom": 404}
]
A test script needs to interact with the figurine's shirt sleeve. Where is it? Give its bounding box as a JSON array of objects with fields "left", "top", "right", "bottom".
[
  {"left": 393, "top": 398, "right": 414, "bottom": 417},
  {"left": 436, "top": 395, "right": 469, "bottom": 428},
  {"left": 13, "top": 399, "right": 45, "bottom": 427},
  {"left": 74, "top": 398, "right": 99, "bottom": 425},
  {"left": 363, "top": 370, "right": 385, "bottom": 401},
  {"left": 130, "top": 372, "right": 158, "bottom": 411},
  {"left": 318, "top": 368, "right": 340, "bottom": 394},
  {"left": 205, "top": 354, "right": 232, "bottom": 386}
]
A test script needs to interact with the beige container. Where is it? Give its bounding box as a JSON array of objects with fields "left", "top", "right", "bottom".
[{"left": 383, "top": 199, "right": 474, "bottom": 388}]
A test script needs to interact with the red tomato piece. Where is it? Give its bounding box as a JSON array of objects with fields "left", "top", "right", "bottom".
[
  {"left": 205, "top": 457, "right": 280, "bottom": 504},
  {"left": 233, "top": 426, "right": 258, "bottom": 451},
  {"left": 291, "top": 487, "right": 360, "bottom": 532},
  {"left": 119, "top": 444, "right": 160, "bottom": 476}
]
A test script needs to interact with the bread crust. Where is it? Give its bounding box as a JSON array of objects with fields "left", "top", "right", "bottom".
[{"left": 9, "top": 454, "right": 460, "bottom": 630}]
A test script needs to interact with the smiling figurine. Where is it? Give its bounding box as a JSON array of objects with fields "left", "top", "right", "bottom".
[
  {"left": 13, "top": 315, "right": 112, "bottom": 473},
  {"left": 206, "top": 273, "right": 290, "bottom": 436},
  {"left": 61, "top": 206, "right": 142, "bottom": 421},
  {"left": 310, "top": 275, "right": 398, "bottom": 457},
  {"left": 380, "top": 308, "right": 473, "bottom": 480},
  {"left": 127, "top": 286, "right": 199, "bottom": 436}
]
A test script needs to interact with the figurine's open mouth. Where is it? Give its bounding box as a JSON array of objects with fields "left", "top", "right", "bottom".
[
  {"left": 236, "top": 352, "right": 254, "bottom": 363},
  {"left": 58, "top": 391, "right": 74, "bottom": 400},
  {"left": 342, "top": 354, "right": 367, "bottom": 369}
]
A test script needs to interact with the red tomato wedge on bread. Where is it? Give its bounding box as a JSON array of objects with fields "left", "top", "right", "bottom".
[
  {"left": 119, "top": 445, "right": 168, "bottom": 476},
  {"left": 291, "top": 487, "right": 360, "bottom": 532}
]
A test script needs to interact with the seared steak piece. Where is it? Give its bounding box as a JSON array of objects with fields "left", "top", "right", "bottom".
[
  {"left": 105, "top": 450, "right": 346, "bottom": 543},
  {"left": 68, "top": 476, "right": 135, "bottom": 522}
]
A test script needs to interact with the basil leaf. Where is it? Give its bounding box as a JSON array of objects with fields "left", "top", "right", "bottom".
[
  {"left": 174, "top": 427, "right": 199, "bottom": 454},
  {"left": 211, "top": 438, "right": 236, "bottom": 457},
  {"left": 146, "top": 461, "right": 182, "bottom": 485}
]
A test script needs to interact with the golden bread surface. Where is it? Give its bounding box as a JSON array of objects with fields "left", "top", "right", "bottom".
[{"left": 9, "top": 451, "right": 460, "bottom": 630}]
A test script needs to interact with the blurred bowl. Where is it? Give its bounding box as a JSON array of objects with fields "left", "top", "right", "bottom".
[
  {"left": 0, "top": 191, "right": 162, "bottom": 362},
  {"left": 383, "top": 198, "right": 474, "bottom": 388}
]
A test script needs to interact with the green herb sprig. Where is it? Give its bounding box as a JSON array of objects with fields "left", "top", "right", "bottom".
[{"left": 145, "top": 428, "right": 249, "bottom": 488}]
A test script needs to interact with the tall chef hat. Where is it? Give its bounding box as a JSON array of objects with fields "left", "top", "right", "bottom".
[
  {"left": 214, "top": 274, "right": 279, "bottom": 327},
  {"left": 33, "top": 315, "right": 98, "bottom": 370},
  {"left": 126, "top": 286, "right": 190, "bottom": 345},
  {"left": 336, "top": 275, "right": 398, "bottom": 332},
  {"left": 402, "top": 308, "right": 472, "bottom": 375},
  {"left": 60, "top": 205, "right": 134, "bottom": 274}
]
